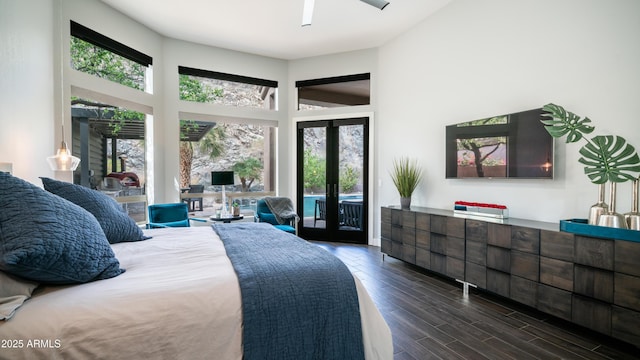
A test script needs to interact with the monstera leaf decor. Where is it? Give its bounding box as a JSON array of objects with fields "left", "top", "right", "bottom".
[{"left": 541, "top": 103, "right": 640, "bottom": 184}]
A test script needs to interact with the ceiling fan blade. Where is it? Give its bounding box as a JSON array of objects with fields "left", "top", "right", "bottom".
[
  {"left": 302, "top": 0, "right": 315, "bottom": 27},
  {"left": 361, "top": 0, "right": 390, "bottom": 10}
]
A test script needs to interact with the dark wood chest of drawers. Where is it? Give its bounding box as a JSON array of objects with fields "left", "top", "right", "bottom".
[{"left": 381, "top": 206, "right": 640, "bottom": 346}]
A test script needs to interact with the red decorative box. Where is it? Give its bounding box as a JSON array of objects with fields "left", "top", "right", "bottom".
[{"left": 453, "top": 201, "right": 509, "bottom": 219}]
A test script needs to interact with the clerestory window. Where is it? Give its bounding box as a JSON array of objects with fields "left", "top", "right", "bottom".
[
  {"left": 296, "top": 73, "right": 370, "bottom": 110},
  {"left": 70, "top": 21, "right": 152, "bottom": 92},
  {"left": 178, "top": 66, "right": 277, "bottom": 110}
]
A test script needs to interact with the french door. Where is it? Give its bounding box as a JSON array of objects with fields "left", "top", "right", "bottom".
[{"left": 296, "top": 117, "right": 369, "bottom": 244}]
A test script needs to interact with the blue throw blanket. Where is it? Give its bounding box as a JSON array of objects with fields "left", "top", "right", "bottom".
[{"left": 213, "top": 222, "right": 364, "bottom": 360}]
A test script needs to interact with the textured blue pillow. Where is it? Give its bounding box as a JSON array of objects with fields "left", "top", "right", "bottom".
[
  {"left": 258, "top": 212, "right": 279, "bottom": 225},
  {"left": 41, "top": 177, "right": 147, "bottom": 244},
  {"left": 0, "top": 173, "right": 125, "bottom": 284}
]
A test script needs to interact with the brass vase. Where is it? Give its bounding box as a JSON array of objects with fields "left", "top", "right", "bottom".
[
  {"left": 625, "top": 178, "right": 640, "bottom": 230},
  {"left": 588, "top": 183, "right": 608, "bottom": 225},
  {"left": 597, "top": 182, "right": 628, "bottom": 229}
]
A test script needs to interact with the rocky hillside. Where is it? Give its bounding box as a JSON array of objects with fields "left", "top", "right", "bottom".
[
  {"left": 117, "top": 79, "right": 364, "bottom": 191},
  {"left": 119, "top": 122, "right": 363, "bottom": 192}
]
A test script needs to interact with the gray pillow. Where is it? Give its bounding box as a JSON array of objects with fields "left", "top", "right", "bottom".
[
  {"left": 0, "top": 172, "right": 125, "bottom": 284},
  {"left": 0, "top": 271, "right": 38, "bottom": 320},
  {"left": 41, "top": 177, "right": 148, "bottom": 244}
]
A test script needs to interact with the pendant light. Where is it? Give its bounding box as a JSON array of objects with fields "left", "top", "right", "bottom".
[
  {"left": 47, "top": 127, "right": 80, "bottom": 171},
  {"left": 48, "top": 5, "right": 80, "bottom": 172}
]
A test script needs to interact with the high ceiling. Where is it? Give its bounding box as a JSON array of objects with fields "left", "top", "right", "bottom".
[{"left": 100, "top": 0, "right": 451, "bottom": 60}]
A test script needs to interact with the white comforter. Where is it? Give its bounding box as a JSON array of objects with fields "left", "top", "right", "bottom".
[{"left": 0, "top": 227, "right": 392, "bottom": 360}]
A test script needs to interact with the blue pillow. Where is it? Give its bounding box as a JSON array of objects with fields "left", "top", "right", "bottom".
[
  {"left": 258, "top": 212, "right": 279, "bottom": 225},
  {"left": 0, "top": 172, "right": 124, "bottom": 284},
  {"left": 41, "top": 177, "right": 148, "bottom": 244}
]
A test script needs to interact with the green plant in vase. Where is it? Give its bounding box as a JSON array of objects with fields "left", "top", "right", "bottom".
[
  {"left": 390, "top": 157, "right": 423, "bottom": 209},
  {"left": 231, "top": 200, "right": 240, "bottom": 216},
  {"left": 541, "top": 103, "right": 640, "bottom": 227}
]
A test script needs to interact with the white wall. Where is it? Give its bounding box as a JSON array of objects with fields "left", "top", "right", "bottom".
[
  {"left": 378, "top": 0, "right": 640, "bottom": 225},
  {"left": 0, "top": 0, "right": 55, "bottom": 185}
]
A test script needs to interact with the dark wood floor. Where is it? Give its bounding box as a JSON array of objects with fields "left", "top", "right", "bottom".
[{"left": 312, "top": 241, "right": 640, "bottom": 360}]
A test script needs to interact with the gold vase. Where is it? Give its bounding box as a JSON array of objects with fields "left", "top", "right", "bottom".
[
  {"left": 588, "top": 183, "right": 608, "bottom": 225},
  {"left": 624, "top": 178, "right": 639, "bottom": 230},
  {"left": 597, "top": 182, "right": 628, "bottom": 229}
]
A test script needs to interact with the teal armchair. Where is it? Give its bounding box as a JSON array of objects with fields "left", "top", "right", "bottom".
[
  {"left": 147, "top": 203, "right": 205, "bottom": 229},
  {"left": 254, "top": 199, "right": 297, "bottom": 234}
]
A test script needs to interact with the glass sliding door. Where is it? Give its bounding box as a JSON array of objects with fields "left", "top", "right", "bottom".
[{"left": 297, "top": 118, "right": 368, "bottom": 244}]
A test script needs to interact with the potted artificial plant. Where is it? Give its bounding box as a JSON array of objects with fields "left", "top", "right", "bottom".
[
  {"left": 232, "top": 200, "right": 241, "bottom": 216},
  {"left": 390, "top": 157, "right": 423, "bottom": 209}
]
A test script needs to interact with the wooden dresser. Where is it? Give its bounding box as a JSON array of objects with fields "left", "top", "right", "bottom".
[{"left": 381, "top": 206, "right": 640, "bottom": 346}]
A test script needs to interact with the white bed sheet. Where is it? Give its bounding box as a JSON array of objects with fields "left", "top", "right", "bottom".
[{"left": 0, "top": 226, "right": 392, "bottom": 360}]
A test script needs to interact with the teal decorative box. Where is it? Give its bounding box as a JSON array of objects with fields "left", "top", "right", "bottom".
[{"left": 560, "top": 219, "right": 640, "bottom": 242}]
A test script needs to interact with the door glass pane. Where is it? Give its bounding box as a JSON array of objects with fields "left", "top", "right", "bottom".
[
  {"left": 338, "top": 124, "right": 364, "bottom": 231},
  {"left": 302, "top": 127, "right": 327, "bottom": 229}
]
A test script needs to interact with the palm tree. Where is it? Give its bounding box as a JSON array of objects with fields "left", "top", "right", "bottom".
[
  {"left": 179, "top": 125, "right": 226, "bottom": 188},
  {"left": 179, "top": 141, "right": 194, "bottom": 188},
  {"left": 199, "top": 126, "right": 226, "bottom": 161},
  {"left": 178, "top": 75, "right": 224, "bottom": 188}
]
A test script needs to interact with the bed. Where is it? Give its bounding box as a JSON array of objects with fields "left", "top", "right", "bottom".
[{"left": 0, "top": 173, "right": 392, "bottom": 360}]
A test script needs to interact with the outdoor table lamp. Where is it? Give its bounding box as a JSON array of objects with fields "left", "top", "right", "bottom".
[{"left": 211, "top": 171, "right": 234, "bottom": 215}]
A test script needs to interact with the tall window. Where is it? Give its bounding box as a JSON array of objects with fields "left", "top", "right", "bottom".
[
  {"left": 177, "top": 66, "right": 278, "bottom": 212},
  {"left": 179, "top": 121, "right": 277, "bottom": 212},
  {"left": 296, "top": 73, "right": 370, "bottom": 110},
  {"left": 69, "top": 21, "right": 152, "bottom": 223},
  {"left": 71, "top": 97, "right": 149, "bottom": 223}
]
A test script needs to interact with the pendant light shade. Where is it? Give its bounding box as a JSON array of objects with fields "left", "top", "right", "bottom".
[{"left": 47, "top": 140, "right": 80, "bottom": 171}]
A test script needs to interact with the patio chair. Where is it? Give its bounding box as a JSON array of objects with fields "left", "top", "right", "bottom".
[
  {"left": 314, "top": 198, "right": 327, "bottom": 227},
  {"left": 339, "top": 200, "right": 363, "bottom": 230},
  {"left": 182, "top": 184, "right": 204, "bottom": 212}
]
